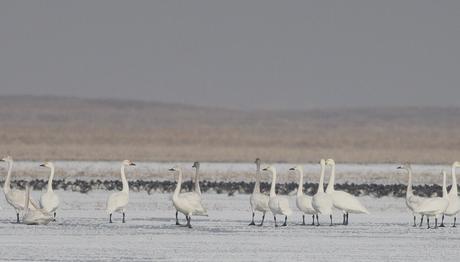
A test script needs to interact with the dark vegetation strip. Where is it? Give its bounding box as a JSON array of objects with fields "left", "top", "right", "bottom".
[{"left": 1, "top": 180, "right": 454, "bottom": 198}]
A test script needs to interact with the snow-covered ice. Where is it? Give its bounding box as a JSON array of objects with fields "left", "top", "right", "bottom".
[{"left": 0, "top": 191, "right": 459, "bottom": 261}]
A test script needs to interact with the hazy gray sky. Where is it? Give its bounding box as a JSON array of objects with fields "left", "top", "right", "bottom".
[{"left": 1, "top": 1, "right": 459, "bottom": 109}]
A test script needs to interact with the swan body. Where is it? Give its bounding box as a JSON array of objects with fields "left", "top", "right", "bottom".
[
  {"left": 106, "top": 160, "right": 135, "bottom": 223},
  {"left": 39, "top": 162, "right": 60, "bottom": 219},
  {"left": 442, "top": 162, "right": 460, "bottom": 227},
  {"left": 249, "top": 158, "right": 269, "bottom": 226},
  {"left": 22, "top": 184, "right": 53, "bottom": 225},
  {"left": 312, "top": 159, "right": 333, "bottom": 226},
  {"left": 290, "top": 165, "right": 316, "bottom": 225},
  {"left": 170, "top": 166, "right": 207, "bottom": 228},
  {"left": 418, "top": 170, "right": 449, "bottom": 228},
  {"left": 1, "top": 156, "right": 39, "bottom": 223},
  {"left": 263, "top": 166, "right": 292, "bottom": 227},
  {"left": 398, "top": 164, "right": 428, "bottom": 226},
  {"left": 326, "top": 159, "right": 368, "bottom": 225}
]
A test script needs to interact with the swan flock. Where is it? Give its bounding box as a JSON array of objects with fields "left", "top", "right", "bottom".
[{"left": 1, "top": 156, "right": 459, "bottom": 230}]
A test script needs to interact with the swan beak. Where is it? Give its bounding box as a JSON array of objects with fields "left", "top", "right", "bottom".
[
  {"left": 396, "top": 166, "right": 402, "bottom": 169},
  {"left": 130, "top": 163, "right": 136, "bottom": 166},
  {"left": 289, "top": 168, "right": 295, "bottom": 171},
  {"left": 168, "top": 168, "right": 175, "bottom": 171},
  {"left": 39, "top": 164, "right": 45, "bottom": 167},
  {"left": 262, "top": 168, "right": 268, "bottom": 171}
]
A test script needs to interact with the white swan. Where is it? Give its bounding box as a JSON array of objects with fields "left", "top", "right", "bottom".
[
  {"left": 311, "top": 159, "right": 333, "bottom": 226},
  {"left": 174, "top": 162, "right": 207, "bottom": 225},
  {"left": 22, "top": 183, "right": 54, "bottom": 225},
  {"left": 249, "top": 158, "right": 269, "bottom": 226},
  {"left": 325, "top": 159, "right": 369, "bottom": 225},
  {"left": 169, "top": 166, "right": 207, "bottom": 228},
  {"left": 397, "top": 164, "right": 428, "bottom": 227},
  {"left": 39, "top": 162, "right": 60, "bottom": 220},
  {"left": 106, "top": 160, "right": 135, "bottom": 223},
  {"left": 1, "top": 156, "right": 39, "bottom": 223},
  {"left": 290, "top": 165, "right": 316, "bottom": 225},
  {"left": 262, "top": 165, "right": 292, "bottom": 227},
  {"left": 418, "top": 170, "right": 449, "bottom": 229},
  {"left": 441, "top": 161, "right": 460, "bottom": 227}
]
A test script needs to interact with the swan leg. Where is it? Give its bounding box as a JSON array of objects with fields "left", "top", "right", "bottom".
[
  {"left": 419, "top": 215, "right": 424, "bottom": 227},
  {"left": 122, "top": 212, "right": 126, "bottom": 223},
  {"left": 16, "top": 212, "right": 20, "bottom": 223},
  {"left": 342, "top": 214, "right": 346, "bottom": 225},
  {"left": 175, "top": 211, "right": 181, "bottom": 225},
  {"left": 427, "top": 217, "right": 430, "bottom": 229},
  {"left": 413, "top": 215, "right": 416, "bottom": 227},
  {"left": 316, "top": 214, "right": 320, "bottom": 226},
  {"left": 282, "top": 216, "right": 287, "bottom": 227},
  {"left": 302, "top": 215, "right": 306, "bottom": 225},
  {"left": 329, "top": 215, "right": 333, "bottom": 226},
  {"left": 345, "top": 213, "right": 349, "bottom": 225},
  {"left": 258, "top": 213, "right": 265, "bottom": 226},
  {"left": 311, "top": 215, "right": 315, "bottom": 226},
  {"left": 434, "top": 217, "right": 438, "bottom": 229},
  {"left": 109, "top": 213, "right": 113, "bottom": 223},
  {"left": 453, "top": 217, "right": 457, "bottom": 227},
  {"left": 274, "top": 216, "right": 278, "bottom": 227},
  {"left": 186, "top": 216, "right": 192, "bottom": 228},
  {"left": 249, "top": 212, "right": 256, "bottom": 226},
  {"left": 439, "top": 215, "right": 445, "bottom": 227},
  {"left": 53, "top": 212, "right": 57, "bottom": 222}
]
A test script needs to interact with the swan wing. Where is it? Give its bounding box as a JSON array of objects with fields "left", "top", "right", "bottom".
[
  {"left": 296, "top": 195, "right": 315, "bottom": 214},
  {"left": 331, "top": 191, "right": 369, "bottom": 214},
  {"left": 178, "top": 194, "right": 208, "bottom": 216},
  {"left": 312, "top": 193, "right": 333, "bottom": 215},
  {"left": 251, "top": 193, "right": 269, "bottom": 212},
  {"left": 278, "top": 197, "right": 292, "bottom": 216},
  {"left": 106, "top": 192, "right": 129, "bottom": 213}
]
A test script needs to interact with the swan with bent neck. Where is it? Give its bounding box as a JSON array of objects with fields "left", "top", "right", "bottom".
[
  {"left": 106, "top": 160, "right": 136, "bottom": 223},
  {"left": 1, "top": 156, "right": 40, "bottom": 223},
  {"left": 23, "top": 183, "right": 54, "bottom": 225},
  {"left": 325, "top": 159, "right": 369, "bottom": 225},
  {"left": 170, "top": 166, "right": 207, "bottom": 228},
  {"left": 290, "top": 165, "right": 316, "bottom": 225},
  {"left": 263, "top": 165, "right": 292, "bottom": 227},
  {"left": 249, "top": 158, "right": 269, "bottom": 226},
  {"left": 39, "top": 161, "right": 60, "bottom": 220},
  {"left": 397, "top": 164, "right": 428, "bottom": 227},
  {"left": 441, "top": 161, "right": 460, "bottom": 227},
  {"left": 311, "top": 159, "right": 333, "bottom": 226}
]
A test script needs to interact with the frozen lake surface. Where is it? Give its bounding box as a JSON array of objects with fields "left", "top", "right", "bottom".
[
  {"left": 1, "top": 161, "right": 451, "bottom": 185},
  {"left": 0, "top": 191, "right": 459, "bottom": 261}
]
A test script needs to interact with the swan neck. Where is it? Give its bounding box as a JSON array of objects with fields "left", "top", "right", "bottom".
[
  {"left": 253, "top": 163, "right": 261, "bottom": 194},
  {"left": 194, "top": 166, "right": 201, "bottom": 194},
  {"left": 443, "top": 172, "right": 448, "bottom": 198},
  {"left": 47, "top": 166, "right": 55, "bottom": 192},
  {"left": 297, "top": 169, "right": 304, "bottom": 196},
  {"left": 326, "top": 164, "right": 335, "bottom": 193},
  {"left": 174, "top": 170, "right": 182, "bottom": 196},
  {"left": 121, "top": 165, "right": 129, "bottom": 193},
  {"left": 269, "top": 169, "right": 277, "bottom": 197},
  {"left": 318, "top": 164, "right": 325, "bottom": 193},
  {"left": 406, "top": 168, "right": 413, "bottom": 196},
  {"left": 3, "top": 161, "right": 13, "bottom": 192},
  {"left": 24, "top": 185, "right": 30, "bottom": 212},
  {"left": 451, "top": 165, "right": 458, "bottom": 194}
]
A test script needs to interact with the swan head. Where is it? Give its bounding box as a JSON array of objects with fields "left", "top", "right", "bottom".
[
  {"left": 254, "top": 158, "right": 261, "bottom": 165},
  {"left": 168, "top": 166, "right": 181, "bottom": 172},
  {"left": 122, "top": 160, "right": 136, "bottom": 166},
  {"left": 397, "top": 164, "right": 411, "bottom": 171},
  {"left": 262, "top": 165, "right": 276, "bottom": 173},
  {"left": 319, "top": 159, "right": 326, "bottom": 166},
  {"left": 289, "top": 165, "right": 303, "bottom": 173},
  {"left": 452, "top": 161, "right": 460, "bottom": 168},
  {"left": 325, "top": 159, "right": 335, "bottom": 166},
  {"left": 39, "top": 161, "right": 54, "bottom": 169},
  {"left": 1, "top": 155, "right": 13, "bottom": 163},
  {"left": 192, "top": 161, "right": 200, "bottom": 169}
]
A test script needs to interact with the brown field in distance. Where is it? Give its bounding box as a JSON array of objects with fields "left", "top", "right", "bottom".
[{"left": 1, "top": 95, "right": 459, "bottom": 164}]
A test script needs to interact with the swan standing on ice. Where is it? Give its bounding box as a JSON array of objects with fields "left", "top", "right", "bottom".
[
  {"left": 106, "top": 160, "right": 136, "bottom": 223},
  {"left": 262, "top": 166, "right": 292, "bottom": 227},
  {"left": 325, "top": 159, "right": 369, "bottom": 225},
  {"left": 1, "top": 156, "right": 39, "bottom": 223},
  {"left": 22, "top": 183, "right": 54, "bottom": 225},
  {"left": 312, "top": 159, "right": 333, "bottom": 226},
  {"left": 418, "top": 170, "right": 449, "bottom": 229},
  {"left": 290, "top": 165, "right": 316, "bottom": 225},
  {"left": 173, "top": 162, "right": 206, "bottom": 225},
  {"left": 39, "top": 162, "right": 60, "bottom": 220},
  {"left": 169, "top": 166, "right": 207, "bottom": 228},
  {"left": 441, "top": 161, "right": 460, "bottom": 227},
  {"left": 249, "top": 158, "right": 269, "bottom": 226},
  {"left": 397, "top": 164, "right": 428, "bottom": 227}
]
